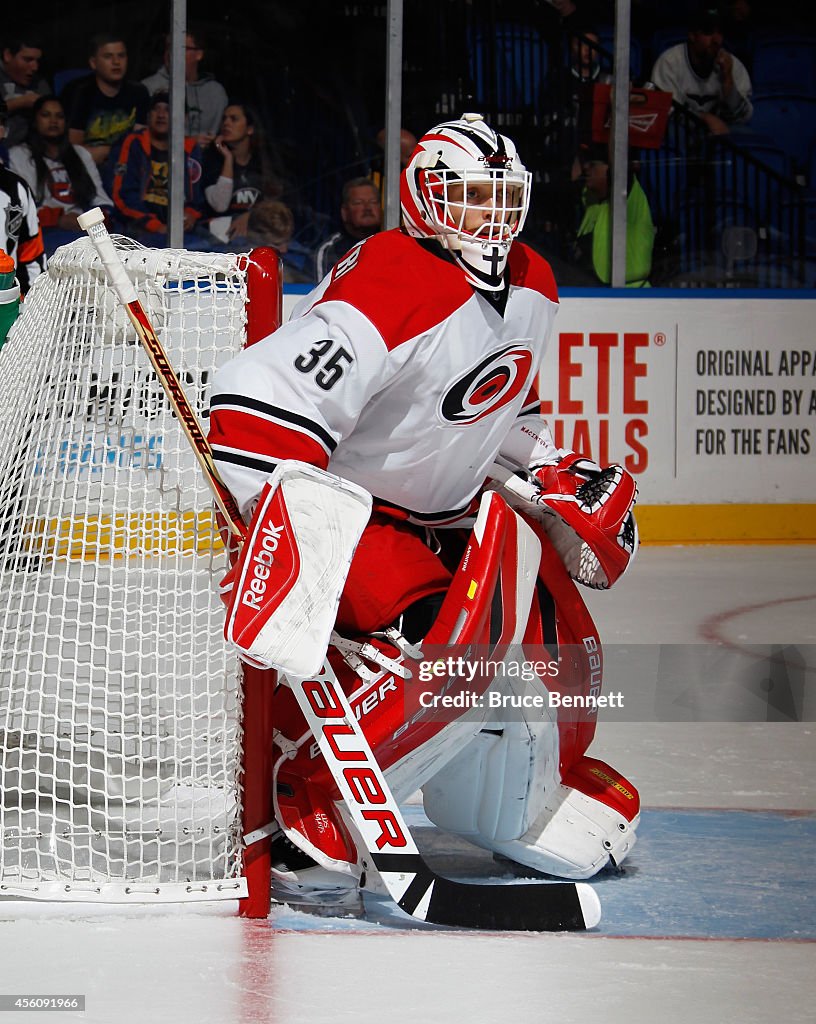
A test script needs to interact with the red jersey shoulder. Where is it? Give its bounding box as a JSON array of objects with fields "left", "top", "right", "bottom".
[
  {"left": 508, "top": 242, "right": 559, "bottom": 303},
  {"left": 316, "top": 229, "right": 473, "bottom": 352}
]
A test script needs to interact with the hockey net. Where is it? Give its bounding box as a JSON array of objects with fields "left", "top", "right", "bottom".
[{"left": 0, "top": 237, "right": 280, "bottom": 909}]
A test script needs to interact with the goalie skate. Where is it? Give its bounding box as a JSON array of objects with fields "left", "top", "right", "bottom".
[{"left": 268, "top": 832, "right": 365, "bottom": 918}]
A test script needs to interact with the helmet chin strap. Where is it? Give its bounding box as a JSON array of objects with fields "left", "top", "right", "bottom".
[{"left": 453, "top": 241, "right": 510, "bottom": 292}]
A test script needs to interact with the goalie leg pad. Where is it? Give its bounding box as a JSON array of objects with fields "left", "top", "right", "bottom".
[
  {"left": 274, "top": 770, "right": 360, "bottom": 872},
  {"left": 422, "top": 712, "right": 561, "bottom": 844},
  {"left": 270, "top": 771, "right": 365, "bottom": 916},
  {"left": 431, "top": 752, "right": 640, "bottom": 879},
  {"left": 224, "top": 461, "right": 372, "bottom": 677},
  {"left": 489, "top": 757, "right": 640, "bottom": 879},
  {"left": 268, "top": 492, "right": 545, "bottom": 872}
]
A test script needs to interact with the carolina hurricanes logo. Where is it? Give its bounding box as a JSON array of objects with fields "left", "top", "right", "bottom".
[{"left": 440, "top": 346, "right": 533, "bottom": 424}]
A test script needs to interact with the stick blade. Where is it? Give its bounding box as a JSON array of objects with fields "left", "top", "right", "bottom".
[
  {"left": 417, "top": 876, "right": 600, "bottom": 932},
  {"left": 374, "top": 847, "right": 601, "bottom": 932}
]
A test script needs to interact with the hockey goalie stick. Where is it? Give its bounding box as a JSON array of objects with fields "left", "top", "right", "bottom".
[{"left": 79, "top": 208, "right": 600, "bottom": 931}]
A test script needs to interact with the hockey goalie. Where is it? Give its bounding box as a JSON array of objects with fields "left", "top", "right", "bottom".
[{"left": 209, "top": 113, "right": 640, "bottom": 916}]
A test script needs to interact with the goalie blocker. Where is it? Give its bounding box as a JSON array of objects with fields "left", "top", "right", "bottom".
[{"left": 222, "top": 461, "right": 371, "bottom": 677}]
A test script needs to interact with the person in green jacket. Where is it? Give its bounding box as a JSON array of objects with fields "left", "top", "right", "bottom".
[{"left": 572, "top": 142, "right": 655, "bottom": 287}]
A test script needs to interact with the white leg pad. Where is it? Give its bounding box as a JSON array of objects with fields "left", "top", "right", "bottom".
[
  {"left": 422, "top": 715, "right": 638, "bottom": 879},
  {"left": 475, "top": 784, "right": 639, "bottom": 879},
  {"left": 422, "top": 710, "right": 560, "bottom": 844}
]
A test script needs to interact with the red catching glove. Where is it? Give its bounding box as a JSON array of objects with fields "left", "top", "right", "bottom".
[{"left": 528, "top": 453, "right": 639, "bottom": 589}]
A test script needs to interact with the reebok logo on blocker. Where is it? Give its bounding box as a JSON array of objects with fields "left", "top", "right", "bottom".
[{"left": 241, "top": 521, "right": 285, "bottom": 609}]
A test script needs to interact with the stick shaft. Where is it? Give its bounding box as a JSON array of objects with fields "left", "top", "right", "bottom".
[{"left": 79, "top": 209, "right": 246, "bottom": 539}]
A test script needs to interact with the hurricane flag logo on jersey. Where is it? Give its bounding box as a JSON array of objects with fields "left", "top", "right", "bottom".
[{"left": 440, "top": 345, "right": 533, "bottom": 424}]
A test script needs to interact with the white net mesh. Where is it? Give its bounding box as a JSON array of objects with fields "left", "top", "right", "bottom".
[{"left": 0, "top": 237, "right": 249, "bottom": 903}]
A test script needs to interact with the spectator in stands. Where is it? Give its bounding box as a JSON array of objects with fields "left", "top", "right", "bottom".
[
  {"left": 544, "top": 23, "right": 611, "bottom": 161},
  {"left": 373, "top": 127, "right": 417, "bottom": 172},
  {"left": 199, "top": 103, "right": 282, "bottom": 245},
  {"left": 245, "top": 198, "right": 293, "bottom": 249},
  {"left": 0, "top": 97, "right": 46, "bottom": 293},
  {"left": 9, "top": 95, "right": 112, "bottom": 249},
  {"left": 141, "top": 26, "right": 227, "bottom": 147},
  {"left": 111, "top": 92, "right": 203, "bottom": 242},
  {"left": 535, "top": 23, "right": 611, "bottom": 263},
  {"left": 368, "top": 126, "right": 416, "bottom": 216},
  {"left": 568, "top": 25, "right": 608, "bottom": 85},
  {"left": 0, "top": 32, "right": 50, "bottom": 148},
  {"left": 650, "top": 5, "right": 753, "bottom": 135},
  {"left": 244, "top": 198, "right": 313, "bottom": 283},
  {"left": 570, "top": 142, "right": 655, "bottom": 287},
  {"left": 314, "top": 177, "right": 382, "bottom": 280},
  {"left": 67, "top": 33, "right": 150, "bottom": 187}
]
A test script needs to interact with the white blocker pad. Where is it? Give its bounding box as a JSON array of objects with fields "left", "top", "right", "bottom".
[{"left": 224, "top": 461, "right": 371, "bottom": 677}]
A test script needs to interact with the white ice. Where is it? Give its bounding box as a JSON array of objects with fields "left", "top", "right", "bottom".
[{"left": 0, "top": 545, "right": 814, "bottom": 1024}]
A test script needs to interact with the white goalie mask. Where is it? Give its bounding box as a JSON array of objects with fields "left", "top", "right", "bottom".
[{"left": 400, "top": 113, "right": 532, "bottom": 291}]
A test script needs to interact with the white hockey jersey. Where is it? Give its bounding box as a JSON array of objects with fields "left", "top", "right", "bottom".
[{"left": 209, "top": 229, "right": 560, "bottom": 522}]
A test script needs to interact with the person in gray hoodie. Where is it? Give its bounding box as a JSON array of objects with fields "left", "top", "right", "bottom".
[{"left": 141, "top": 26, "right": 227, "bottom": 146}]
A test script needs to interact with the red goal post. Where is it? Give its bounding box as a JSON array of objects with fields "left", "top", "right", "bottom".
[{"left": 240, "top": 250, "right": 282, "bottom": 919}]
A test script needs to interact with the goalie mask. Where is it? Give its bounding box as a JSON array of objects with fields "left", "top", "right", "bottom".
[{"left": 400, "top": 113, "right": 532, "bottom": 292}]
